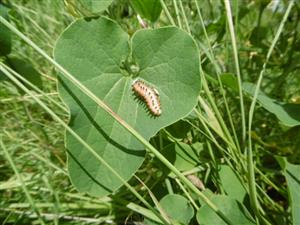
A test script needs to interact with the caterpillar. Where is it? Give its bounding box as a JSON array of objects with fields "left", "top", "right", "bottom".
[{"left": 132, "top": 79, "right": 162, "bottom": 116}]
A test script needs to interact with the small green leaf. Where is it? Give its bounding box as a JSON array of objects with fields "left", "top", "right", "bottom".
[
  {"left": 220, "top": 73, "right": 239, "bottom": 92},
  {"left": 172, "top": 142, "right": 203, "bottom": 171},
  {"left": 130, "top": 0, "right": 162, "bottom": 22},
  {"left": 196, "top": 195, "right": 255, "bottom": 225},
  {"left": 159, "top": 194, "right": 194, "bottom": 224},
  {"left": 205, "top": 15, "right": 226, "bottom": 43},
  {"left": 0, "top": 4, "right": 11, "bottom": 56},
  {"left": 5, "top": 57, "right": 43, "bottom": 91},
  {"left": 158, "top": 142, "right": 203, "bottom": 175},
  {"left": 219, "top": 165, "right": 246, "bottom": 202},
  {"left": 54, "top": 17, "right": 200, "bottom": 197},
  {"left": 277, "top": 157, "right": 300, "bottom": 225},
  {"left": 165, "top": 120, "right": 191, "bottom": 139},
  {"left": 249, "top": 26, "right": 269, "bottom": 47}
]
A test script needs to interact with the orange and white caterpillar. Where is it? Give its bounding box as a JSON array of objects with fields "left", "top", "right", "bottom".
[{"left": 132, "top": 79, "right": 162, "bottom": 116}]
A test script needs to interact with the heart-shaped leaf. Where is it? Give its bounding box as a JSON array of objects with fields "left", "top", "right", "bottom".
[{"left": 54, "top": 17, "right": 200, "bottom": 197}]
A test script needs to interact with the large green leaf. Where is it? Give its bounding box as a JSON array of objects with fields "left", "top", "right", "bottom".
[
  {"left": 277, "top": 157, "right": 300, "bottom": 225},
  {"left": 0, "top": 4, "right": 11, "bottom": 56},
  {"left": 54, "top": 17, "right": 200, "bottom": 196},
  {"left": 196, "top": 195, "right": 255, "bottom": 225},
  {"left": 130, "top": 0, "right": 162, "bottom": 22}
]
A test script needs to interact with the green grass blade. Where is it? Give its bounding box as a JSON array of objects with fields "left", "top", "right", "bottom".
[
  {"left": 223, "top": 0, "right": 246, "bottom": 146},
  {"left": 0, "top": 139, "right": 46, "bottom": 225},
  {"left": 172, "top": 0, "right": 182, "bottom": 29},
  {"left": 159, "top": 0, "right": 175, "bottom": 25},
  {"left": 178, "top": 1, "right": 190, "bottom": 34}
]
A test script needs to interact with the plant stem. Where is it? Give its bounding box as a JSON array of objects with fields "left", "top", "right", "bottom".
[
  {"left": 194, "top": 0, "right": 241, "bottom": 154},
  {"left": 178, "top": 1, "right": 190, "bottom": 34},
  {"left": 247, "top": 1, "right": 294, "bottom": 223},
  {"left": 223, "top": 0, "right": 246, "bottom": 147},
  {"left": 172, "top": 0, "right": 182, "bottom": 28}
]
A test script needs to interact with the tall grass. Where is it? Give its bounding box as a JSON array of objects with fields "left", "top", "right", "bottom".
[{"left": 0, "top": 1, "right": 118, "bottom": 224}]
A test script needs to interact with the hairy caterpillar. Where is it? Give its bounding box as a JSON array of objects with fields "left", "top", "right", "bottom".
[{"left": 132, "top": 79, "right": 162, "bottom": 116}]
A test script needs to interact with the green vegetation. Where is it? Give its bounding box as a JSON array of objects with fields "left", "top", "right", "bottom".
[{"left": 0, "top": 0, "right": 299, "bottom": 224}]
